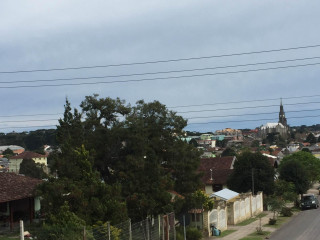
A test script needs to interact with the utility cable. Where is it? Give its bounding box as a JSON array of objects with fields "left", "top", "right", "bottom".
[
  {"left": 1, "top": 56, "right": 319, "bottom": 84},
  {"left": 186, "top": 108, "right": 320, "bottom": 120},
  {"left": 188, "top": 114, "right": 320, "bottom": 125},
  {"left": 178, "top": 101, "right": 320, "bottom": 114},
  {"left": 0, "top": 62, "right": 319, "bottom": 89},
  {"left": 1, "top": 44, "right": 320, "bottom": 74}
]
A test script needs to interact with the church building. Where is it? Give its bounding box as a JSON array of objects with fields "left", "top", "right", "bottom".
[{"left": 258, "top": 99, "right": 289, "bottom": 139}]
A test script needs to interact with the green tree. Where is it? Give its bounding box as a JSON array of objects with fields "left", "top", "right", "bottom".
[
  {"left": 2, "top": 148, "right": 14, "bottom": 158},
  {"left": 19, "top": 159, "right": 47, "bottom": 179},
  {"left": 221, "top": 147, "right": 236, "bottom": 157},
  {"left": 280, "top": 151, "right": 320, "bottom": 182},
  {"left": 119, "top": 100, "right": 201, "bottom": 220},
  {"left": 33, "top": 202, "right": 85, "bottom": 240},
  {"left": 51, "top": 95, "right": 201, "bottom": 222},
  {"left": 279, "top": 159, "right": 310, "bottom": 196},
  {"left": 38, "top": 145, "right": 127, "bottom": 225},
  {"left": 189, "top": 138, "right": 198, "bottom": 147},
  {"left": 227, "top": 151, "right": 275, "bottom": 195},
  {"left": 306, "top": 133, "right": 317, "bottom": 144}
]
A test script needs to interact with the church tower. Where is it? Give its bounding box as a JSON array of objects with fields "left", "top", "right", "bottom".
[{"left": 279, "top": 98, "right": 287, "bottom": 126}]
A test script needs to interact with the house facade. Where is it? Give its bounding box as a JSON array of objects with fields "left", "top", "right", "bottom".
[
  {"left": 9, "top": 151, "right": 47, "bottom": 173},
  {"left": 0, "top": 173, "right": 42, "bottom": 230}
]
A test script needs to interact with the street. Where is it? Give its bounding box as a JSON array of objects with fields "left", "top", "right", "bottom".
[{"left": 270, "top": 187, "right": 320, "bottom": 240}]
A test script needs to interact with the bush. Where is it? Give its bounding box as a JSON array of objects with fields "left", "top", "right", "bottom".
[
  {"left": 268, "top": 218, "right": 277, "bottom": 225},
  {"left": 281, "top": 207, "right": 293, "bottom": 217},
  {"left": 186, "top": 227, "right": 202, "bottom": 240}
]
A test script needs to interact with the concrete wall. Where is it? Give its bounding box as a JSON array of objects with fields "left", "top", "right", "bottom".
[
  {"left": 204, "top": 204, "right": 228, "bottom": 237},
  {"left": 228, "top": 192, "right": 263, "bottom": 225}
]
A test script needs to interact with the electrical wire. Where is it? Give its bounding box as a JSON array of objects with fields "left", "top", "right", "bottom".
[
  {"left": 1, "top": 56, "right": 320, "bottom": 85},
  {"left": 177, "top": 100, "right": 320, "bottom": 114},
  {"left": 169, "top": 94, "right": 320, "bottom": 108},
  {"left": 0, "top": 62, "right": 320, "bottom": 89},
  {"left": 188, "top": 114, "right": 320, "bottom": 125},
  {"left": 1, "top": 44, "right": 320, "bottom": 74},
  {"left": 186, "top": 108, "right": 320, "bottom": 120}
]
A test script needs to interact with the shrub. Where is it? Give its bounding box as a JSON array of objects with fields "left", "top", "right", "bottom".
[
  {"left": 268, "top": 218, "right": 277, "bottom": 225},
  {"left": 281, "top": 207, "right": 293, "bottom": 217},
  {"left": 186, "top": 227, "right": 202, "bottom": 240}
]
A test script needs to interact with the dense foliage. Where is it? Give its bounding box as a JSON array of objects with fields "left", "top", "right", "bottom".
[
  {"left": 19, "top": 159, "right": 47, "bottom": 179},
  {"left": 227, "top": 151, "right": 275, "bottom": 195},
  {"left": 40, "top": 95, "right": 202, "bottom": 225}
]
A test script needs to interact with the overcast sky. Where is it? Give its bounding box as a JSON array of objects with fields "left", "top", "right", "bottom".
[{"left": 1, "top": 0, "right": 320, "bottom": 133}]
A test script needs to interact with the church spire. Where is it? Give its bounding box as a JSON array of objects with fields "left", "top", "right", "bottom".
[{"left": 279, "top": 98, "right": 287, "bottom": 126}]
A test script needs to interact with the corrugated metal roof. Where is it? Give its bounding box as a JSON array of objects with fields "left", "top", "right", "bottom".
[{"left": 210, "top": 188, "right": 239, "bottom": 201}]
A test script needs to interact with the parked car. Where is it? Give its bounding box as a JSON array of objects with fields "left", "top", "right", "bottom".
[{"left": 301, "top": 194, "right": 319, "bottom": 210}]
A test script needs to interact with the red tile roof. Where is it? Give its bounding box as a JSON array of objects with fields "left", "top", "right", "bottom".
[
  {"left": 198, "top": 156, "right": 236, "bottom": 185},
  {"left": 0, "top": 173, "right": 42, "bottom": 203},
  {"left": 9, "top": 151, "right": 46, "bottom": 160}
]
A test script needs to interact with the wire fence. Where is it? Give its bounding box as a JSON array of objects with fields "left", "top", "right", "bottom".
[{"left": 87, "top": 212, "right": 176, "bottom": 240}]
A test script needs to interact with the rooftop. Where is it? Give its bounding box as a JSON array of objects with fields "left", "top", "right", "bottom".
[{"left": 0, "top": 173, "right": 42, "bottom": 203}]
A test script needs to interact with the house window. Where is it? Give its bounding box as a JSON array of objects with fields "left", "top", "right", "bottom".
[
  {"left": 191, "top": 213, "right": 201, "bottom": 222},
  {"left": 0, "top": 202, "right": 7, "bottom": 213},
  {"left": 212, "top": 184, "right": 223, "bottom": 192}
]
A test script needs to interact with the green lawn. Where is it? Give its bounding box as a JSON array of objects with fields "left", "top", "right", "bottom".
[
  {"left": 0, "top": 234, "right": 19, "bottom": 240},
  {"left": 216, "top": 229, "right": 237, "bottom": 238},
  {"left": 239, "top": 231, "right": 271, "bottom": 240},
  {"left": 263, "top": 216, "right": 290, "bottom": 228},
  {"left": 236, "top": 212, "right": 268, "bottom": 226}
]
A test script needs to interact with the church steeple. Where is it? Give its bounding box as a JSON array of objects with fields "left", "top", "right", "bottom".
[{"left": 279, "top": 98, "right": 287, "bottom": 126}]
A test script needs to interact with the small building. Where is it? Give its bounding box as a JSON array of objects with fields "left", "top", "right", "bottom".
[
  {"left": 0, "top": 145, "right": 25, "bottom": 156},
  {"left": 198, "top": 156, "right": 236, "bottom": 194},
  {"left": 9, "top": 151, "right": 47, "bottom": 173},
  {"left": 0, "top": 173, "right": 42, "bottom": 230}
]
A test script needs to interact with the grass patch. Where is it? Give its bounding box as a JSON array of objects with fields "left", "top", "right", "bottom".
[
  {"left": 0, "top": 235, "right": 19, "bottom": 240},
  {"left": 263, "top": 216, "right": 290, "bottom": 228},
  {"left": 236, "top": 212, "right": 268, "bottom": 226},
  {"left": 237, "top": 217, "right": 257, "bottom": 226},
  {"left": 239, "top": 231, "right": 271, "bottom": 240},
  {"left": 216, "top": 229, "right": 237, "bottom": 238},
  {"left": 256, "top": 212, "right": 267, "bottom": 218}
]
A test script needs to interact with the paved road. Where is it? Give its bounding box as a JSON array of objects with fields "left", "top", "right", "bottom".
[{"left": 270, "top": 190, "right": 320, "bottom": 240}]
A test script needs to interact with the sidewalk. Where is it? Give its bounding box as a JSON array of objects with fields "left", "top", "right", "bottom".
[
  {"left": 204, "top": 182, "right": 320, "bottom": 240},
  {"left": 204, "top": 211, "right": 276, "bottom": 240}
]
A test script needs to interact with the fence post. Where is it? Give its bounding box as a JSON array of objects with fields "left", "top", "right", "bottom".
[
  {"left": 173, "top": 213, "right": 176, "bottom": 240},
  {"left": 107, "top": 222, "right": 111, "bottom": 240},
  {"left": 19, "top": 220, "right": 24, "bottom": 240},
  {"left": 83, "top": 226, "right": 86, "bottom": 240},
  {"left": 129, "top": 219, "right": 132, "bottom": 240},
  {"left": 146, "top": 217, "right": 150, "bottom": 240},
  {"left": 183, "top": 215, "right": 186, "bottom": 240}
]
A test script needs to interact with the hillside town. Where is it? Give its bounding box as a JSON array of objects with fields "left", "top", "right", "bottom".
[{"left": 1, "top": 98, "right": 320, "bottom": 240}]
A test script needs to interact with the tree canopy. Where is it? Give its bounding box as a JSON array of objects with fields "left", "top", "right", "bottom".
[
  {"left": 44, "top": 95, "right": 202, "bottom": 223},
  {"left": 227, "top": 151, "right": 275, "bottom": 195}
]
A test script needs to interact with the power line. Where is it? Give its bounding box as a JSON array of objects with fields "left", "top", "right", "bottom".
[
  {"left": 0, "top": 125, "right": 56, "bottom": 130},
  {"left": 0, "top": 62, "right": 320, "bottom": 89},
  {"left": 1, "top": 108, "right": 318, "bottom": 125},
  {"left": 1, "top": 113, "right": 319, "bottom": 130},
  {"left": 169, "top": 94, "right": 320, "bottom": 108},
  {"left": 0, "top": 96, "right": 319, "bottom": 120},
  {"left": 178, "top": 100, "right": 320, "bottom": 114},
  {"left": 0, "top": 113, "right": 63, "bottom": 118},
  {"left": 1, "top": 44, "right": 320, "bottom": 74},
  {"left": 186, "top": 108, "right": 320, "bottom": 120},
  {"left": 2, "top": 56, "right": 320, "bottom": 85},
  {"left": 188, "top": 114, "right": 320, "bottom": 125}
]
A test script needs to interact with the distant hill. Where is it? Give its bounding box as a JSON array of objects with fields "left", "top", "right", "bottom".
[{"left": 0, "top": 129, "right": 56, "bottom": 151}]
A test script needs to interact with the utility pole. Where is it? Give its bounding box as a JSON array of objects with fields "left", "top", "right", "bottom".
[{"left": 252, "top": 168, "right": 254, "bottom": 195}]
